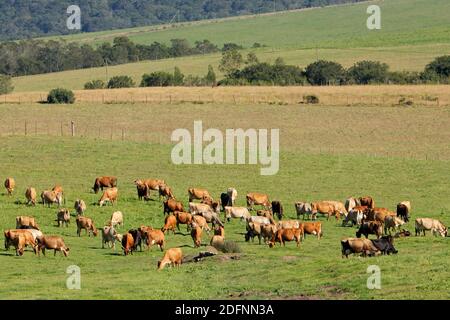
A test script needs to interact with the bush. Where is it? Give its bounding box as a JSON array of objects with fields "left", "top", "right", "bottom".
[
  {"left": 0, "top": 74, "right": 14, "bottom": 94},
  {"left": 305, "top": 60, "right": 346, "bottom": 85},
  {"left": 388, "top": 71, "right": 422, "bottom": 84},
  {"left": 47, "top": 88, "right": 75, "bottom": 104},
  {"left": 84, "top": 79, "right": 106, "bottom": 90},
  {"left": 107, "top": 75, "right": 135, "bottom": 88},
  {"left": 425, "top": 55, "right": 450, "bottom": 79},
  {"left": 348, "top": 61, "right": 389, "bottom": 84},
  {"left": 303, "top": 94, "right": 320, "bottom": 104},
  {"left": 141, "top": 71, "right": 174, "bottom": 87},
  {"left": 219, "top": 240, "right": 241, "bottom": 253},
  {"left": 222, "top": 43, "right": 243, "bottom": 52}
]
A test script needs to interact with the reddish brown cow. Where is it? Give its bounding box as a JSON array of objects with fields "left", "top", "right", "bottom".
[
  {"left": 4, "top": 177, "right": 15, "bottom": 196},
  {"left": 174, "top": 211, "right": 192, "bottom": 231},
  {"left": 188, "top": 188, "right": 211, "bottom": 202},
  {"left": 158, "top": 248, "right": 182, "bottom": 270},
  {"left": 37, "top": 236, "right": 69, "bottom": 257},
  {"left": 162, "top": 215, "right": 177, "bottom": 234},
  {"left": 93, "top": 176, "right": 117, "bottom": 194},
  {"left": 98, "top": 187, "right": 118, "bottom": 207},
  {"left": 301, "top": 222, "right": 323, "bottom": 240},
  {"left": 121, "top": 233, "right": 134, "bottom": 256},
  {"left": 159, "top": 184, "right": 175, "bottom": 201},
  {"left": 269, "top": 228, "right": 303, "bottom": 247},
  {"left": 246, "top": 192, "right": 271, "bottom": 210},
  {"left": 76, "top": 216, "right": 98, "bottom": 237},
  {"left": 359, "top": 196, "right": 375, "bottom": 209},
  {"left": 4, "top": 229, "right": 37, "bottom": 254},
  {"left": 311, "top": 201, "right": 341, "bottom": 221},
  {"left": 25, "top": 187, "right": 37, "bottom": 206},
  {"left": 191, "top": 224, "right": 203, "bottom": 247},
  {"left": 163, "top": 198, "right": 184, "bottom": 215}
]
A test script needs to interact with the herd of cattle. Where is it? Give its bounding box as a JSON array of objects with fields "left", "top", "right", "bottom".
[{"left": 2, "top": 176, "right": 449, "bottom": 269}]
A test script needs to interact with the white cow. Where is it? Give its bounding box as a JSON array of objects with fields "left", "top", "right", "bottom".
[
  {"left": 295, "top": 202, "right": 312, "bottom": 220},
  {"left": 224, "top": 206, "right": 250, "bottom": 221},
  {"left": 415, "top": 218, "right": 447, "bottom": 237},
  {"left": 108, "top": 211, "right": 123, "bottom": 228},
  {"left": 227, "top": 188, "right": 238, "bottom": 206}
]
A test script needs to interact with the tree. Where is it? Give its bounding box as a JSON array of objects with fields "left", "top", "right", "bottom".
[
  {"left": 141, "top": 72, "right": 174, "bottom": 87},
  {"left": 47, "top": 88, "right": 75, "bottom": 104},
  {"left": 84, "top": 79, "right": 106, "bottom": 90},
  {"left": 218, "top": 48, "right": 243, "bottom": 77},
  {"left": 348, "top": 60, "right": 389, "bottom": 84},
  {"left": 204, "top": 65, "right": 216, "bottom": 86},
  {"left": 245, "top": 52, "right": 259, "bottom": 65},
  {"left": 425, "top": 56, "right": 450, "bottom": 80},
  {"left": 0, "top": 74, "right": 14, "bottom": 94},
  {"left": 222, "top": 43, "right": 243, "bottom": 52},
  {"left": 305, "top": 60, "right": 346, "bottom": 85},
  {"left": 173, "top": 67, "right": 185, "bottom": 86},
  {"left": 107, "top": 75, "right": 135, "bottom": 88}
]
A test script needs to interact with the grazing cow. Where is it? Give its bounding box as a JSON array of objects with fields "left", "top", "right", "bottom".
[
  {"left": 210, "top": 235, "right": 225, "bottom": 249},
  {"left": 345, "top": 197, "right": 360, "bottom": 213},
  {"left": 121, "top": 233, "right": 135, "bottom": 256},
  {"left": 371, "top": 236, "right": 398, "bottom": 255},
  {"left": 191, "top": 223, "right": 203, "bottom": 247},
  {"left": 41, "top": 190, "right": 63, "bottom": 207},
  {"left": 174, "top": 211, "right": 193, "bottom": 231},
  {"left": 200, "top": 196, "right": 220, "bottom": 214},
  {"left": 415, "top": 218, "right": 448, "bottom": 237},
  {"left": 16, "top": 216, "right": 40, "bottom": 230},
  {"left": 257, "top": 210, "right": 273, "bottom": 219},
  {"left": 164, "top": 198, "right": 184, "bottom": 215},
  {"left": 134, "top": 180, "right": 149, "bottom": 201},
  {"left": 295, "top": 202, "right": 312, "bottom": 220},
  {"left": 188, "top": 188, "right": 211, "bottom": 202},
  {"left": 37, "top": 236, "right": 69, "bottom": 257},
  {"left": 268, "top": 228, "right": 303, "bottom": 247},
  {"left": 108, "top": 211, "right": 123, "bottom": 228},
  {"left": 190, "top": 202, "right": 224, "bottom": 227},
  {"left": 323, "top": 201, "right": 347, "bottom": 217},
  {"left": 25, "top": 187, "right": 37, "bottom": 206},
  {"left": 141, "top": 228, "right": 165, "bottom": 251},
  {"left": 271, "top": 201, "right": 283, "bottom": 220},
  {"left": 74, "top": 199, "right": 86, "bottom": 215},
  {"left": 128, "top": 229, "right": 143, "bottom": 252},
  {"left": 162, "top": 215, "right": 177, "bottom": 234},
  {"left": 4, "top": 177, "right": 15, "bottom": 196},
  {"left": 52, "top": 185, "right": 65, "bottom": 204},
  {"left": 158, "top": 248, "right": 182, "bottom": 270},
  {"left": 98, "top": 187, "right": 118, "bottom": 207},
  {"left": 366, "top": 207, "right": 397, "bottom": 224},
  {"left": 214, "top": 225, "right": 225, "bottom": 237},
  {"left": 342, "top": 206, "right": 368, "bottom": 227},
  {"left": 247, "top": 215, "right": 273, "bottom": 225},
  {"left": 101, "top": 226, "right": 121, "bottom": 250},
  {"left": 16, "top": 227, "right": 43, "bottom": 243},
  {"left": 245, "top": 222, "right": 276, "bottom": 245},
  {"left": 4, "top": 229, "right": 37, "bottom": 254},
  {"left": 93, "top": 176, "right": 117, "bottom": 194},
  {"left": 311, "top": 201, "right": 341, "bottom": 221},
  {"left": 225, "top": 206, "right": 250, "bottom": 222},
  {"left": 384, "top": 215, "right": 405, "bottom": 234},
  {"left": 302, "top": 222, "right": 323, "bottom": 240},
  {"left": 359, "top": 196, "right": 375, "bottom": 209},
  {"left": 246, "top": 192, "right": 270, "bottom": 211},
  {"left": 56, "top": 208, "right": 70, "bottom": 227},
  {"left": 356, "top": 221, "right": 383, "bottom": 239},
  {"left": 276, "top": 219, "right": 301, "bottom": 230},
  {"left": 192, "top": 215, "right": 211, "bottom": 234},
  {"left": 227, "top": 188, "right": 238, "bottom": 206},
  {"left": 341, "top": 237, "right": 379, "bottom": 258},
  {"left": 135, "top": 179, "right": 165, "bottom": 199},
  {"left": 76, "top": 216, "right": 98, "bottom": 237},
  {"left": 397, "top": 201, "right": 411, "bottom": 222},
  {"left": 220, "top": 193, "right": 230, "bottom": 211},
  {"left": 159, "top": 184, "right": 175, "bottom": 201}
]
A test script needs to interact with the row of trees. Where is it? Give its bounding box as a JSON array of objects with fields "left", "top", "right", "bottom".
[
  {"left": 0, "top": 36, "right": 245, "bottom": 77},
  {"left": 0, "top": 0, "right": 365, "bottom": 41}
]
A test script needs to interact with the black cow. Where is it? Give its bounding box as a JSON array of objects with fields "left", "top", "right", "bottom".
[
  {"left": 128, "top": 229, "right": 143, "bottom": 252},
  {"left": 271, "top": 201, "right": 283, "bottom": 220},
  {"left": 371, "top": 236, "right": 398, "bottom": 255},
  {"left": 356, "top": 222, "right": 383, "bottom": 239},
  {"left": 220, "top": 193, "right": 231, "bottom": 211},
  {"left": 396, "top": 204, "right": 409, "bottom": 222}
]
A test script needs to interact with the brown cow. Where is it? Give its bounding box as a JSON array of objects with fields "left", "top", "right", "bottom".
[
  {"left": 356, "top": 221, "right": 383, "bottom": 239},
  {"left": 93, "top": 176, "right": 117, "bottom": 194},
  {"left": 159, "top": 184, "right": 175, "bottom": 201},
  {"left": 10, "top": 233, "right": 26, "bottom": 256},
  {"left": 37, "top": 236, "right": 69, "bottom": 257},
  {"left": 4, "top": 177, "right": 15, "bottom": 196},
  {"left": 121, "top": 233, "right": 134, "bottom": 255},
  {"left": 140, "top": 227, "right": 165, "bottom": 251},
  {"left": 301, "top": 221, "right": 323, "bottom": 240},
  {"left": 52, "top": 185, "right": 65, "bottom": 204},
  {"left": 214, "top": 226, "right": 225, "bottom": 237},
  {"left": 188, "top": 188, "right": 211, "bottom": 202},
  {"left": 341, "top": 237, "right": 379, "bottom": 258},
  {"left": 135, "top": 179, "right": 165, "bottom": 199},
  {"left": 190, "top": 224, "right": 203, "bottom": 247},
  {"left": 366, "top": 207, "right": 395, "bottom": 224},
  {"left": 41, "top": 190, "right": 63, "bottom": 207},
  {"left": 163, "top": 198, "right": 184, "bottom": 215},
  {"left": 161, "top": 215, "right": 177, "bottom": 234},
  {"left": 210, "top": 235, "right": 225, "bottom": 249},
  {"left": 98, "top": 187, "right": 118, "bottom": 207},
  {"left": 269, "top": 228, "right": 303, "bottom": 247},
  {"left": 56, "top": 208, "right": 70, "bottom": 227},
  {"left": 25, "top": 187, "right": 37, "bottom": 206},
  {"left": 397, "top": 201, "right": 411, "bottom": 222},
  {"left": 311, "top": 201, "right": 341, "bottom": 221},
  {"left": 76, "top": 216, "right": 98, "bottom": 237},
  {"left": 359, "top": 196, "right": 375, "bottom": 209},
  {"left": 246, "top": 192, "right": 270, "bottom": 211},
  {"left": 192, "top": 215, "right": 211, "bottom": 234},
  {"left": 16, "top": 216, "right": 40, "bottom": 230},
  {"left": 158, "top": 248, "right": 182, "bottom": 270},
  {"left": 174, "top": 211, "right": 192, "bottom": 231},
  {"left": 4, "top": 229, "right": 37, "bottom": 254},
  {"left": 134, "top": 180, "right": 149, "bottom": 201}
]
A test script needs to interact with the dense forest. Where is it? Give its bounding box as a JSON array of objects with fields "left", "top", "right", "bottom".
[{"left": 0, "top": 0, "right": 365, "bottom": 41}]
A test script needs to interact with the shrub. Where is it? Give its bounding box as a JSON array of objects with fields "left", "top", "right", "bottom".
[
  {"left": 47, "top": 88, "right": 75, "bottom": 104},
  {"left": 0, "top": 74, "right": 14, "bottom": 94},
  {"left": 425, "top": 56, "right": 450, "bottom": 79},
  {"left": 204, "top": 65, "right": 217, "bottom": 86},
  {"left": 107, "top": 75, "right": 135, "bottom": 88},
  {"left": 222, "top": 43, "right": 243, "bottom": 52},
  {"left": 141, "top": 71, "right": 174, "bottom": 87},
  {"left": 388, "top": 71, "right": 422, "bottom": 84},
  {"left": 348, "top": 61, "right": 389, "bottom": 84},
  {"left": 305, "top": 60, "right": 346, "bottom": 85},
  {"left": 173, "top": 67, "right": 184, "bottom": 86},
  {"left": 84, "top": 79, "right": 106, "bottom": 90},
  {"left": 303, "top": 94, "right": 320, "bottom": 104},
  {"left": 399, "top": 97, "right": 414, "bottom": 106},
  {"left": 219, "top": 240, "right": 241, "bottom": 253}
]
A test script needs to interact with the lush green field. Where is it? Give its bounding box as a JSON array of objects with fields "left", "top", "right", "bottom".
[
  {"left": 11, "top": 0, "right": 450, "bottom": 92},
  {"left": 0, "top": 102, "right": 449, "bottom": 300}
]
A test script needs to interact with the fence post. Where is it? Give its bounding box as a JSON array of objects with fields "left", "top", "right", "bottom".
[
  {"left": 71, "top": 121, "right": 75, "bottom": 137},
  {"left": 25, "top": 121, "right": 27, "bottom": 136},
  {"left": 61, "top": 122, "right": 63, "bottom": 136}
]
